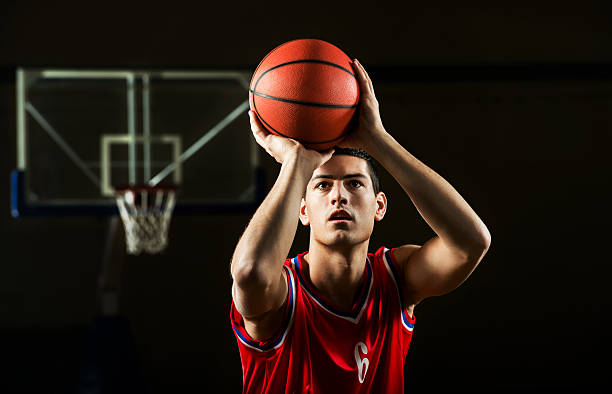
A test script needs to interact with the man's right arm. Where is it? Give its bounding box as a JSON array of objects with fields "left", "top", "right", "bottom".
[{"left": 230, "top": 111, "right": 333, "bottom": 341}]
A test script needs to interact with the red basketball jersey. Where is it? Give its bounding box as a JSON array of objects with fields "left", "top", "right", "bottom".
[{"left": 230, "top": 246, "right": 416, "bottom": 394}]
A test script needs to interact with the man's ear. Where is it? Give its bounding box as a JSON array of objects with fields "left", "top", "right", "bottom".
[
  {"left": 374, "top": 191, "right": 387, "bottom": 222},
  {"left": 299, "top": 197, "right": 310, "bottom": 226}
]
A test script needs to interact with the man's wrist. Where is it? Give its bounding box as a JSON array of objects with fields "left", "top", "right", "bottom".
[
  {"left": 281, "top": 148, "right": 317, "bottom": 182},
  {"left": 364, "top": 126, "right": 392, "bottom": 160}
]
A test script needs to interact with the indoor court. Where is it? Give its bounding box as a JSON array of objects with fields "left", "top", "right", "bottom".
[{"left": 1, "top": 2, "right": 610, "bottom": 393}]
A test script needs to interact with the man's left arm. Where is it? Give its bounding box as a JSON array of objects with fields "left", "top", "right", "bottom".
[{"left": 343, "top": 59, "right": 491, "bottom": 306}]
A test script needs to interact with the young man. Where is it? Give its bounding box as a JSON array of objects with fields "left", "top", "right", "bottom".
[{"left": 230, "top": 59, "right": 491, "bottom": 393}]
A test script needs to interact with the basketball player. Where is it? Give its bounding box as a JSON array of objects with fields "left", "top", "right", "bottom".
[{"left": 230, "top": 59, "right": 491, "bottom": 393}]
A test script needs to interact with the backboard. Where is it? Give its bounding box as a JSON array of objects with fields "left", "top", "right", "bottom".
[{"left": 11, "top": 68, "right": 265, "bottom": 216}]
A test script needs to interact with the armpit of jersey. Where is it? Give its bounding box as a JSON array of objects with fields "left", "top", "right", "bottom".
[
  {"left": 379, "top": 246, "right": 416, "bottom": 332},
  {"left": 230, "top": 265, "right": 297, "bottom": 352}
]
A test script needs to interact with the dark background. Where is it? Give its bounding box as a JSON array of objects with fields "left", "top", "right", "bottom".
[{"left": 1, "top": 1, "right": 611, "bottom": 393}]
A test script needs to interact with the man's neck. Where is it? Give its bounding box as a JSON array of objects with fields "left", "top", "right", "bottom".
[{"left": 303, "top": 241, "right": 370, "bottom": 311}]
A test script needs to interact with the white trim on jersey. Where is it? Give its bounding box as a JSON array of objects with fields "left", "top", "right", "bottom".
[
  {"left": 382, "top": 248, "right": 415, "bottom": 332},
  {"left": 234, "top": 265, "right": 297, "bottom": 352}
]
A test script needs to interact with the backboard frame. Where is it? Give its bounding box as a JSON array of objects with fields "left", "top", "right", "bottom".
[{"left": 11, "top": 68, "right": 266, "bottom": 217}]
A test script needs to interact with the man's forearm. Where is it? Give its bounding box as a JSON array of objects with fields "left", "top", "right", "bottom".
[
  {"left": 368, "top": 128, "right": 491, "bottom": 254},
  {"left": 231, "top": 152, "right": 313, "bottom": 284}
]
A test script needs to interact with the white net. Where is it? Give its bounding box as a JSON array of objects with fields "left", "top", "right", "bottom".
[{"left": 115, "top": 187, "right": 177, "bottom": 255}]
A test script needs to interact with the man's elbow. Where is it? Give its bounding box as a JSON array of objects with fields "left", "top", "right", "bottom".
[
  {"left": 231, "top": 259, "right": 256, "bottom": 286},
  {"left": 459, "top": 224, "right": 491, "bottom": 261},
  {"left": 231, "top": 259, "right": 273, "bottom": 291},
  {"left": 479, "top": 227, "right": 491, "bottom": 251},
  {"left": 468, "top": 229, "right": 491, "bottom": 262}
]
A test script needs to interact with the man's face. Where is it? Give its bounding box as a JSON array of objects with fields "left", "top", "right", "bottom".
[{"left": 299, "top": 155, "right": 387, "bottom": 248}]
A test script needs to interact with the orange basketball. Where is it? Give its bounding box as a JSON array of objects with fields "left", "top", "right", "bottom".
[{"left": 249, "top": 39, "right": 360, "bottom": 151}]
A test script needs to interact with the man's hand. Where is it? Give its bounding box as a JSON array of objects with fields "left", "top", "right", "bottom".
[
  {"left": 248, "top": 110, "right": 335, "bottom": 173},
  {"left": 338, "top": 59, "right": 387, "bottom": 151}
]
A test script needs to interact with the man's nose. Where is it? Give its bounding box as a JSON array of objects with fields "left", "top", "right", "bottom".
[{"left": 330, "top": 183, "right": 348, "bottom": 206}]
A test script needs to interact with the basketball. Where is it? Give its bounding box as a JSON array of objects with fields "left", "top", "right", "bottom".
[{"left": 249, "top": 39, "right": 360, "bottom": 151}]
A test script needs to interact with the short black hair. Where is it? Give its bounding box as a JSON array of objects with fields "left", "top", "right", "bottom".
[
  {"left": 333, "top": 147, "right": 380, "bottom": 194},
  {"left": 303, "top": 147, "right": 381, "bottom": 198}
]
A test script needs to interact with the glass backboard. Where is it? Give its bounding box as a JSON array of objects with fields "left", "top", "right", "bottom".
[{"left": 11, "top": 68, "right": 265, "bottom": 216}]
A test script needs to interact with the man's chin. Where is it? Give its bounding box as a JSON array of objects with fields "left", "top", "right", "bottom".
[{"left": 320, "top": 232, "right": 364, "bottom": 248}]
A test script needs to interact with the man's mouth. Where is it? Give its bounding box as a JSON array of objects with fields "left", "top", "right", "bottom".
[{"left": 328, "top": 210, "right": 353, "bottom": 221}]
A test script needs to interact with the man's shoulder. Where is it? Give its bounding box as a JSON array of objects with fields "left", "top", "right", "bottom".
[
  {"left": 370, "top": 245, "right": 412, "bottom": 261},
  {"left": 369, "top": 244, "right": 421, "bottom": 283},
  {"left": 388, "top": 244, "right": 421, "bottom": 267}
]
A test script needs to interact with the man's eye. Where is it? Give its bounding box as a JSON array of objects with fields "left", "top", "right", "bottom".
[
  {"left": 316, "top": 182, "right": 329, "bottom": 190},
  {"left": 350, "top": 180, "right": 363, "bottom": 188}
]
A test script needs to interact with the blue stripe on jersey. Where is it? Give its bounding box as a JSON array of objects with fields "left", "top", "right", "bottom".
[
  {"left": 233, "top": 265, "right": 296, "bottom": 351},
  {"left": 293, "top": 255, "right": 372, "bottom": 321},
  {"left": 402, "top": 310, "right": 415, "bottom": 330}
]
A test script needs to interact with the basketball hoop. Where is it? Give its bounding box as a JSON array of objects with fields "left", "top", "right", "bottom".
[{"left": 114, "top": 185, "right": 177, "bottom": 255}]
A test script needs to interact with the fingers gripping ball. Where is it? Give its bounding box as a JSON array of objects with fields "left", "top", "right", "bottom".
[{"left": 249, "top": 39, "right": 360, "bottom": 151}]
